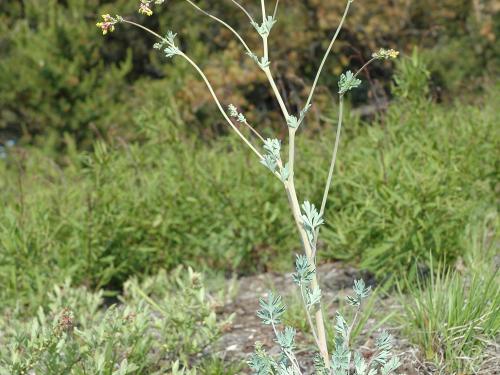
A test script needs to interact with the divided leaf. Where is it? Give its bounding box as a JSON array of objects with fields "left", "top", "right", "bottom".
[
  {"left": 292, "top": 255, "right": 315, "bottom": 286},
  {"left": 257, "top": 291, "right": 286, "bottom": 325},
  {"left": 338, "top": 70, "right": 361, "bottom": 95}
]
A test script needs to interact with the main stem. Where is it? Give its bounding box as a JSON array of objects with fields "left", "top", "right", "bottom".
[
  {"left": 285, "top": 129, "right": 330, "bottom": 366},
  {"left": 261, "top": 0, "right": 330, "bottom": 364}
]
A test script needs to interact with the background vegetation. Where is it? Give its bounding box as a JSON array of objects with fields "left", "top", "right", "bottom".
[
  {"left": 1, "top": 0, "right": 498, "bottom": 146},
  {"left": 0, "top": 0, "right": 498, "bottom": 373}
]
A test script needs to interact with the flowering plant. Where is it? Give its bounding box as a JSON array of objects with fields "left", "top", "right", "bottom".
[{"left": 97, "top": 1, "right": 400, "bottom": 373}]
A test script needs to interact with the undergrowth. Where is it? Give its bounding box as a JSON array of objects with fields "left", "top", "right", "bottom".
[
  {"left": 0, "top": 267, "right": 235, "bottom": 374},
  {"left": 0, "top": 81, "right": 497, "bottom": 311},
  {"left": 397, "top": 213, "right": 499, "bottom": 373}
]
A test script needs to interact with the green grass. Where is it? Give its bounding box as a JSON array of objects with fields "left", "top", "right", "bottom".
[
  {"left": 397, "top": 215, "right": 500, "bottom": 373},
  {"left": 1, "top": 84, "right": 498, "bottom": 312}
]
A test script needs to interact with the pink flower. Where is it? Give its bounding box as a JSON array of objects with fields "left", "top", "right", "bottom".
[
  {"left": 139, "top": 3, "right": 153, "bottom": 16},
  {"left": 96, "top": 14, "right": 117, "bottom": 35}
]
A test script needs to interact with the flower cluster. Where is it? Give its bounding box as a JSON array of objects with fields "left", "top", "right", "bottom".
[
  {"left": 138, "top": 0, "right": 166, "bottom": 16},
  {"left": 96, "top": 14, "right": 121, "bottom": 35},
  {"left": 227, "top": 104, "right": 247, "bottom": 123},
  {"left": 56, "top": 308, "right": 74, "bottom": 333},
  {"left": 372, "top": 48, "right": 400, "bottom": 60}
]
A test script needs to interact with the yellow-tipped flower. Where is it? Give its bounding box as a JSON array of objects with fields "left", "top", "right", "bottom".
[
  {"left": 372, "top": 48, "right": 400, "bottom": 60},
  {"left": 139, "top": 3, "right": 153, "bottom": 16},
  {"left": 96, "top": 14, "right": 117, "bottom": 35}
]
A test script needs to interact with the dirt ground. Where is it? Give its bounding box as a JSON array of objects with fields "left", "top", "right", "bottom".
[{"left": 208, "top": 262, "right": 433, "bottom": 374}]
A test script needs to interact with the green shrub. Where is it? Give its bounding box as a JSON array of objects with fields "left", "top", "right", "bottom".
[
  {"left": 0, "top": 83, "right": 498, "bottom": 309},
  {"left": 0, "top": 0, "right": 133, "bottom": 148},
  {"left": 0, "top": 267, "right": 234, "bottom": 374},
  {"left": 316, "top": 65, "right": 498, "bottom": 279},
  {"left": 1, "top": 0, "right": 496, "bottom": 148},
  {"left": 397, "top": 214, "right": 499, "bottom": 372}
]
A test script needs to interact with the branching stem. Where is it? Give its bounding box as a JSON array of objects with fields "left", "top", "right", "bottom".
[
  {"left": 270, "top": 320, "right": 303, "bottom": 374},
  {"left": 318, "top": 96, "right": 343, "bottom": 224},
  {"left": 122, "top": 19, "right": 263, "bottom": 160},
  {"left": 284, "top": 176, "right": 330, "bottom": 365},
  {"left": 314, "top": 58, "right": 379, "bottom": 250},
  {"left": 273, "top": 0, "right": 280, "bottom": 19},
  {"left": 121, "top": 1, "right": 372, "bottom": 369},
  {"left": 242, "top": 119, "right": 265, "bottom": 143},
  {"left": 229, "top": 0, "right": 255, "bottom": 23},
  {"left": 183, "top": 0, "right": 253, "bottom": 55},
  {"left": 299, "top": 284, "right": 321, "bottom": 349},
  {"left": 303, "top": 0, "right": 352, "bottom": 112}
]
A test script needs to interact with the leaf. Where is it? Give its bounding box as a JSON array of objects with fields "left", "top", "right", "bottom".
[
  {"left": 279, "top": 163, "right": 290, "bottom": 182},
  {"left": 331, "top": 345, "right": 351, "bottom": 374},
  {"left": 313, "top": 353, "right": 329, "bottom": 375},
  {"left": 248, "top": 343, "right": 275, "bottom": 375},
  {"left": 334, "top": 312, "right": 349, "bottom": 344},
  {"left": 227, "top": 104, "right": 239, "bottom": 117},
  {"left": 375, "top": 331, "right": 394, "bottom": 352},
  {"left": 260, "top": 155, "right": 277, "bottom": 173},
  {"left": 381, "top": 357, "right": 401, "bottom": 375},
  {"left": 251, "top": 16, "right": 277, "bottom": 36},
  {"left": 286, "top": 115, "right": 299, "bottom": 129},
  {"left": 263, "top": 138, "right": 281, "bottom": 159},
  {"left": 301, "top": 201, "right": 324, "bottom": 243},
  {"left": 292, "top": 254, "right": 315, "bottom": 285},
  {"left": 338, "top": 70, "right": 362, "bottom": 95},
  {"left": 347, "top": 279, "right": 372, "bottom": 306},
  {"left": 257, "top": 291, "right": 286, "bottom": 325},
  {"left": 276, "top": 326, "right": 296, "bottom": 350},
  {"left": 354, "top": 352, "right": 368, "bottom": 375},
  {"left": 306, "top": 287, "right": 322, "bottom": 309},
  {"left": 164, "top": 46, "right": 180, "bottom": 58}
]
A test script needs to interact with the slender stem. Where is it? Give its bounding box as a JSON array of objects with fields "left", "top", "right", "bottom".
[
  {"left": 354, "top": 57, "right": 377, "bottom": 79},
  {"left": 122, "top": 19, "right": 263, "bottom": 160},
  {"left": 122, "top": 19, "right": 164, "bottom": 39},
  {"left": 261, "top": 1, "right": 269, "bottom": 61},
  {"left": 229, "top": 0, "right": 255, "bottom": 24},
  {"left": 258, "top": 0, "right": 290, "bottom": 123},
  {"left": 271, "top": 321, "right": 303, "bottom": 374},
  {"left": 263, "top": 36, "right": 269, "bottom": 60},
  {"left": 263, "top": 67, "right": 289, "bottom": 119},
  {"left": 313, "top": 58, "right": 378, "bottom": 250},
  {"left": 287, "top": 129, "right": 296, "bottom": 174},
  {"left": 347, "top": 305, "right": 361, "bottom": 348},
  {"left": 303, "top": 0, "right": 352, "bottom": 112},
  {"left": 180, "top": 52, "right": 263, "bottom": 159},
  {"left": 243, "top": 119, "right": 266, "bottom": 143},
  {"left": 183, "top": 0, "right": 253, "bottom": 55},
  {"left": 319, "top": 97, "right": 343, "bottom": 220},
  {"left": 273, "top": 0, "right": 280, "bottom": 19},
  {"left": 299, "top": 284, "right": 321, "bottom": 349},
  {"left": 312, "top": 96, "right": 343, "bottom": 253},
  {"left": 284, "top": 178, "right": 330, "bottom": 366}
]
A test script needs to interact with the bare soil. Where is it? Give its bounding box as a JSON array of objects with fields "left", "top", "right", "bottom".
[{"left": 209, "top": 262, "right": 430, "bottom": 374}]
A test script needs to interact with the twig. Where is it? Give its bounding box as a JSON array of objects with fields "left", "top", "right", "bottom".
[
  {"left": 229, "top": 0, "right": 255, "bottom": 23},
  {"left": 122, "top": 19, "right": 263, "bottom": 160},
  {"left": 273, "top": 0, "right": 280, "bottom": 19},
  {"left": 303, "top": 0, "right": 352, "bottom": 112},
  {"left": 183, "top": 0, "right": 253, "bottom": 55}
]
